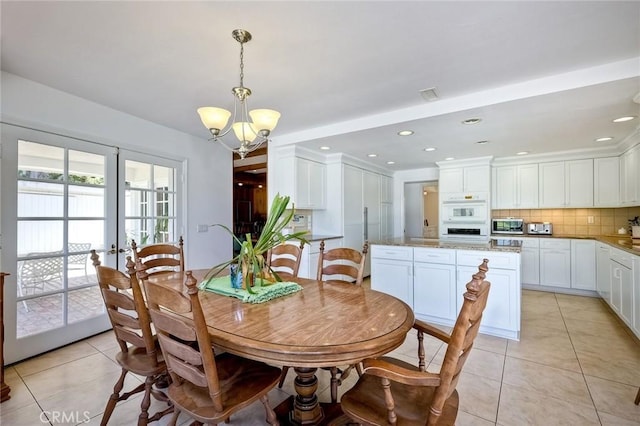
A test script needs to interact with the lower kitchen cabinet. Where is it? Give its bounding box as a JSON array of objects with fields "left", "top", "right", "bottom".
[
  {"left": 596, "top": 242, "right": 611, "bottom": 303},
  {"left": 540, "top": 238, "right": 571, "bottom": 288},
  {"left": 297, "top": 238, "right": 342, "bottom": 279},
  {"left": 413, "top": 248, "right": 457, "bottom": 322},
  {"left": 371, "top": 245, "right": 413, "bottom": 307},
  {"left": 609, "top": 247, "right": 633, "bottom": 327},
  {"left": 571, "top": 239, "right": 596, "bottom": 290},
  {"left": 519, "top": 238, "right": 540, "bottom": 285},
  {"left": 633, "top": 256, "right": 640, "bottom": 338}
]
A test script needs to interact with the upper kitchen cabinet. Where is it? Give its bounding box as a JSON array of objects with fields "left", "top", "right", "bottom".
[
  {"left": 380, "top": 174, "right": 393, "bottom": 203},
  {"left": 620, "top": 144, "right": 640, "bottom": 206},
  {"left": 274, "top": 147, "right": 326, "bottom": 209},
  {"left": 437, "top": 157, "right": 491, "bottom": 194},
  {"left": 539, "top": 159, "right": 593, "bottom": 208},
  {"left": 492, "top": 164, "right": 539, "bottom": 209},
  {"left": 594, "top": 157, "right": 620, "bottom": 207}
]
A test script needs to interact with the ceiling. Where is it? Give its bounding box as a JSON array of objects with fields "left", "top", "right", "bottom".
[{"left": 2, "top": 1, "right": 639, "bottom": 171}]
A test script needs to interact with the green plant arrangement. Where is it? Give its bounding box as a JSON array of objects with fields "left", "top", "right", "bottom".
[{"left": 207, "top": 193, "right": 308, "bottom": 293}]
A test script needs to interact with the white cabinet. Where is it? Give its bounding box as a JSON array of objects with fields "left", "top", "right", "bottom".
[
  {"left": 596, "top": 242, "right": 611, "bottom": 303},
  {"left": 633, "top": 256, "right": 640, "bottom": 339},
  {"left": 620, "top": 144, "right": 640, "bottom": 205},
  {"left": 439, "top": 165, "right": 490, "bottom": 194},
  {"left": 594, "top": 157, "right": 620, "bottom": 207},
  {"left": 371, "top": 245, "right": 413, "bottom": 307},
  {"left": 413, "top": 248, "right": 457, "bottom": 322},
  {"left": 380, "top": 203, "right": 393, "bottom": 240},
  {"left": 520, "top": 238, "right": 540, "bottom": 285},
  {"left": 456, "top": 250, "right": 520, "bottom": 335},
  {"left": 539, "top": 160, "right": 593, "bottom": 208},
  {"left": 380, "top": 175, "right": 393, "bottom": 203},
  {"left": 276, "top": 154, "right": 326, "bottom": 209},
  {"left": 298, "top": 238, "right": 342, "bottom": 279},
  {"left": 609, "top": 247, "right": 633, "bottom": 326},
  {"left": 492, "top": 164, "right": 539, "bottom": 209},
  {"left": 570, "top": 239, "right": 596, "bottom": 290},
  {"left": 540, "top": 238, "right": 571, "bottom": 288}
]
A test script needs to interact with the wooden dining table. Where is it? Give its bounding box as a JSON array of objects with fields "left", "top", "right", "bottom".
[{"left": 145, "top": 270, "right": 415, "bottom": 425}]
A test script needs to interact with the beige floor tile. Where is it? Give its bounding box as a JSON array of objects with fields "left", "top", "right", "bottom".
[
  {"left": 456, "top": 410, "right": 496, "bottom": 425},
  {"left": 84, "top": 330, "right": 118, "bottom": 352},
  {"left": 597, "top": 411, "right": 640, "bottom": 426},
  {"left": 82, "top": 391, "right": 174, "bottom": 426},
  {"left": 21, "top": 352, "right": 124, "bottom": 401},
  {"left": 1, "top": 367, "right": 37, "bottom": 415},
  {"left": 431, "top": 347, "right": 505, "bottom": 382},
  {"left": 456, "top": 371, "right": 501, "bottom": 423},
  {"left": 585, "top": 375, "right": 640, "bottom": 422},
  {"left": 473, "top": 333, "right": 508, "bottom": 355},
  {"left": 575, "top": 346, "right": 640, "bottom": 386},
  {"left": 497, "top": 382, "right": 600, "bottom": 425},
  {"left": 506, "top": 326, "right": 581, "bottom": 372},
  {"left": 521, "top": 311, "right": 567, "bottom": 332},
  {"left": 0, "top": 401, "right": 48, "bottom": 426},
  {"left": 502, "top": 357, "right": 592, "bottom": 406},
  {"left": 14, "top": 341, "right": 99, "bottom": 377}
]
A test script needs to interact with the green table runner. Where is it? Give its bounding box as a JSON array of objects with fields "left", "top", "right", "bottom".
[{"left": 198, "top": 275, "right": 302, "bottom": 304}]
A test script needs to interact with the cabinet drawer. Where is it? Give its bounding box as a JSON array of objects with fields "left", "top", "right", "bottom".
[
  {"left": 540, "top": 239, "right": 571, "bottom": 250},
  {"left": 371, "top": 245, "right": 413, "bottom": 261},
  {"left": 414, "top": 248, "right": 455, "bottom": 264},
  {"left": 457, "top": 250, "right": 518, "bottom": 270},
  {"left": 610, "top": 248, "right": 632, "bottom": 269}
]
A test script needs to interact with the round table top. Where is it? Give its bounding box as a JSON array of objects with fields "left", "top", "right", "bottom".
[{"left": 146, "top": 270, "right": 415, "bottom": 368}]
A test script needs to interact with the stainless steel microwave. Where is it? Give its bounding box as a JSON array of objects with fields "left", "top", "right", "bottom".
[{"left": 491, "top": 218, "right": 524, "bottom": 234}]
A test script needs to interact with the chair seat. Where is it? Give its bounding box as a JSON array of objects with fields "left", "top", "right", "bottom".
[
  {"left": 340, "top": 357, "right": 459, "bottom": 425},
  {"left": 116, "top": 345, "right": 166, "bottom": 377},
  {"left": 167, "top": 352, "right": 281, "bottom": 424}
]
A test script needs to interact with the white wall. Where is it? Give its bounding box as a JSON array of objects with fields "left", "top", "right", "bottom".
[{"left": 0, "top": 71, "right": 233, "bottom": 270}]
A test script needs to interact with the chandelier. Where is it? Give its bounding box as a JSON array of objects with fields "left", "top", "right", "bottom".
[{"left": 197, "top": 29, "right": 280, "bottom": 159}]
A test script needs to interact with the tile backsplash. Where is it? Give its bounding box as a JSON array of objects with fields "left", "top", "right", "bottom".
[{"left": 492, "top": 207, "right": 640, "bottom": 237}]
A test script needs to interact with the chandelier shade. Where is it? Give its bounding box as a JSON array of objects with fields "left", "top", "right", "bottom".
[{"left": 197, "top": 29, "right": 280, "bottom": 159}]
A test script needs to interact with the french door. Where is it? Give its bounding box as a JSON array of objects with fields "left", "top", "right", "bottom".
[{"left": 1, "top": 123, "right": 182, "bottom": 363}]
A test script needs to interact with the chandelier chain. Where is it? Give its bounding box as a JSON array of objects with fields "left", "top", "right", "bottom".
[{"left": 239, "top": 41, "right": 245, "bottom": 89}]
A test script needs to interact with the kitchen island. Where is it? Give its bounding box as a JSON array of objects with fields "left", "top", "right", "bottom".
[{"left": 370, "top": 238, "right": 522, "bottom": 340}]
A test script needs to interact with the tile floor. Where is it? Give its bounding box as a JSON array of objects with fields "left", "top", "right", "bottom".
[{"left": 2, "top": 289, "right": 640, "bottom": 425}]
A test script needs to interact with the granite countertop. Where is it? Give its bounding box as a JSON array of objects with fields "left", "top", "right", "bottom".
[
  {"left": 302, "top": 234, "right": 343, "bottom": 242},
  {"left": 371, "top": 237, "right": 522, "bottom": 253}
]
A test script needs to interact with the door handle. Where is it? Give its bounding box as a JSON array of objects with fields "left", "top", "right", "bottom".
[{"left": 108, "top": 244, "right": 127, "bottom": 254}]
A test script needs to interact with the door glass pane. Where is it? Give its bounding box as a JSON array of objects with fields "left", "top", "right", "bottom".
[
  {"left": 68, "top": 150, "right": 105, "bottom": 184},
  {"left": 126, "top": 160, "right": 151, "bottom": 189},
  {"left": 17, "top": 181, "right": 64, "bottom": 217},
  {"left": 18, "top": 141, "right": 64, "bottom": 180},
  {"left": 69, "top": 220, "right": 105, "bottom": 251},
  {"left": 17, "top": 254, "right": 65, "bottom": 296},
  {"left": 68, "top": 287, "right": 104, "bottom": 323},
  {"left": 17, "top": 293, "right": 64, "bottom": 338},
  {"left": 69, "top": 185, "right": 104, "bottom": 217},
  {"left": 154, "top": 165, "right": 174, "bottom": 191},
  {"left": 17, "top": 220, "right": 64, "bottom": 255}
]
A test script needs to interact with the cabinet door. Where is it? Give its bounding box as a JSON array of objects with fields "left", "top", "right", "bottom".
[
  {"left": 620, "top": 265, "right": 633, "bottom": 326},
  {"left": 438, "top": 168, "right": 463, "bottom": 193},
  {"left": 610, "top": 260, "right": 623, "bottom": 315},
  {"left": 594, "top": 157, "right": 620, "bottom": 207},
  {"left": 540, "top": 249, "right": 571, "bottom": 288},
  {"left": 343, "top": 165, "right": 363, "bottom": 225},
  {"left": 363, "top": 171, "right": 380, "bottom": 224},
  {"left": 539, "top": 162, "right": 565, "bottom": 207},
  {"left": 380, "top": 175, "right": 393, "bottom": 203},
  {"left": 596, "top": 243, "right": 611, "bottom": 302},
  {"left": 517, "top": 164, "right": 539, "bottom": 208},
  {"left": 493, "top": 166, "right": 517, "bottom": 209},
  {"left": 621, "top": 145, "right": 639, "bottom": 205},
  {"left": 380, "top": 203, "right": 393, "bottom": 239},
  {"left": 565, "top": 159, "right": 593, "bottom": 207},
  {"left": 633, "top": 257, "right": 640, "bottom": 338},
  {"left": 521, "top": 247, "right": 540, "bottom": 285},
  {"left": 464, "top": 166, "right": 490, "bottom": 193},
  {"left": 414, "top": 262, "right": 456, "bottom": 322},
  {"left": 457, "top": 266, "right": 518, "bottom": 331},
  {"left": 571, "top": 240, "right": 596, "bottom": 290},
  {"left": 307, "top": 160, "right": 326, "bottom": 209},
  {"left": 295, "top": 158, "right": 311, "bottom": 208},
  {"left": 371, "top": 259, "right": 413, "bottom": 307}
]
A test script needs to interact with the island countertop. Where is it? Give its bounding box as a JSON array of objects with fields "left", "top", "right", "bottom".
[{"left": 370, "top": 237, "right": 522, "bottom": 253}]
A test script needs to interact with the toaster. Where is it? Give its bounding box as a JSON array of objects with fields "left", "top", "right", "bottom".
[{"left": 527, "top": 222, "right": 553, "bottom": 235}]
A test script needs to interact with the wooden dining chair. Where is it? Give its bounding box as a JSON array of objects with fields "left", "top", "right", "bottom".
[
  {"left": 266, "top": 241, "right": 304, "bottom": 280},
  {"left": 279, "top": 240, "right": 369, "bottom": 402},
  {"left": 90, "top": 251, "right": 173, "bottom": 426},
  {"left": 316, "top": 240, "right": 368, "bottom": 285},
  {"left": 131, "top": 236, "right": 184, "bottom": 276},
  {"left": 144, "top": 271, "right": 282, "bottom": 426},
  {"left": 340, "top": 259, "right": 491, "bottom": 426}
]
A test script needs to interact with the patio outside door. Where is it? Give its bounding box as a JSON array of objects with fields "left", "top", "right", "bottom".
[{"left": 1, "top": 123, "right": 182, "bottom": 363}]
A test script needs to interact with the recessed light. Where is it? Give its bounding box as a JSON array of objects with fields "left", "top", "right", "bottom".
[
  {"left": 386, "top": 161, "right": 395, "bottom": 165},
  {"left": 424, "top": 147, "right": 436, "bottom": 152},
  {"left": 237, "top": 182, "right": 243, "bottom": 186},
  {"left": 613, "top": 116, "right": 636, "bottom": 122},
  {"left": 595, "top": 137, "right": 613, "bottom": 142},
  {"left": 367, "top": 153, "right": 377, "bottom": 158},
  {"left": 476, "top": 140, "right": 490, "bottom": 145},
  {"left": 258, "top": 184, "right": 263, "bottom": 188},
  {"left": 445, "top": 157, "right": 455, "bottom": 161},
  {"left": 397, "top": 130, "right": 414, "bottom": 136},
  {"left": 320, "top": 146, "right": 331, "bottom": 150},
  {"left": 462, "top": 118, "right": 482, "bottom": 125},
  {"left": 516, "top": 151, "right": 529, "bottom": 156}
]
